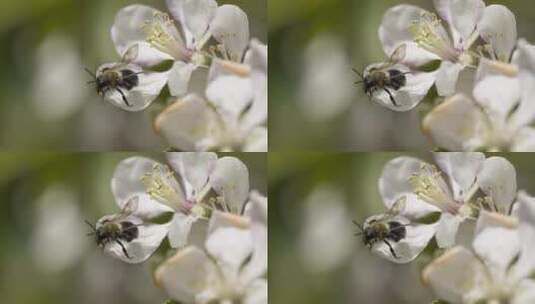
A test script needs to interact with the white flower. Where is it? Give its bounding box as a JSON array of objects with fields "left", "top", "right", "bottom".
[
  {"left": 155, "top": 192, "right": 267, "bottom": 304},
  {"left": 378, "top": 153, "right": 518, "bottom": 252},
  {"left": 154, "top": 39, "right": 267, "bottom": 152},
  {"left": 112, "top": 152, "right": 251, "bottom": 249},
  {"left": 110, "top": 0, "right": 249, "bottom": 97},
  {"left": 423, "top": 40, "right": 535, "bottom": 151},
  {"left": 380, "top": 153, "right": 478, "bottom": 249},
  {"left": 422, "top": 192, "right": 535, "bottom": 304},
  {"left": 379, "top": 0, "right": 486, "bottom": 97}
]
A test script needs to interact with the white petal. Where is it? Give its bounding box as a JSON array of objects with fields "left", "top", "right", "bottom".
[
  {"left": 180, "top": 0, "right": 217, "bottom": 45},
  {"left": 478, "top": 5, "right": 517, "bottom": 62},
  {"left": 208, "top": 211, "right": 250, "bottom": 234},
  {"left": 168, "top": 61, "right": 196, "bottom": 96},
  {"left": 514, "top": 191, "right": 535, "bottom": 278},
  {"left": 435, "top": 213, "right": 462, "bottom": 248},
  {"left": 371, "top": 220, "right": 437, "bottom": 264},
  {"left": 155, "top": 246, "right": 214, "bottom": 303},
  {"left": 132, "top": 193, "right": 174, "bottom": 219},
  {"left": 473, "top": 75, "right": 520, "bottom": 125},
  {"left": 244, "top": 39, "right": 267, "bottom": 73},
  {"left": 111, "top": 5, "right": 175, "bottom": 66},
  {"left": 246, "top": 191, "right": 267, "bottom": 226},
  {"left": 433, "top": 152, "right": 484, "bottom": 201},
  {"left": 103, "top": 219, "right": 169, "bottom": 264},
  {"left": 475, "top": 210, "right": 518, "bottom": 236},
  {"left": 432, "top": 0, "right": 461, "bottom": 44},
  {"left": 244, "top": 279, "right": 267, "bottom": 304},
  {"left": 154, "top": 94, "right": 220, "bottom": 151},
  {"left": 435, "top": 61, "right": 462, "bottom": 96},
  {"left": 475, "top": 57, "right": 519, "bottom": 82},
  {"left": 379, "top": 5, "right": 440, "bottom": 66},
  {"left": 422, "top": 246, "right": 488, "bottom": 303},
  {"left": 167, "top": 213, "right": 197, "bottom": 248},
  {"left": 422, "top": 94, "right": 488, "bottom": 151},
  {"left": 112, "top": 156, "right": 177, "bottom": 205},
  {"left": 510, "top": 39, "right": 535, "bottom": 128},
  {"left": 243, "top": 127, "right": 267, "bottom": 152},
  {"left": 242, "top": 40, "right": 268, "bottom": 129},
  {"left": 210, "top": 157, "right": 250, "bottom": 214},
  {"left": 448, "top": 0, "right": 485, "bottom": 46},
  {"left": 513, "top": 279, "right": 535, "bottom": 304},
  {"left": 473, "top": 226, "right": 520, "bottom": 281},
  {"left": 210, "top": 5, "right": 250, "bottom": 61},
  {"left": 378, "top": 157, "right": 441, "bottom": 218},
  {"left": 242, "top": 216, "right": 267, "bottom": 283},
  {"left": 370, "top": 66, "right": 436, "bottom": 112},
  {"left": 166, "top": 152, "right": 217, "bottom": 196},
  {"left": 512, "top": 127, "right": 535, "bottom": 152},
  {"left": 477, "top": 156, "right": 517, "bottom": 214},
  {"left": 205, "top": 227, "right": 253, "bottom": 274},
  {"left": 206, "top": 74, "right": 253, "bottom": 118}
]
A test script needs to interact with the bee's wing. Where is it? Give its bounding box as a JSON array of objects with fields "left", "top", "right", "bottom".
[
  {"left": 121, "top": 44, "right": 139, "bottom": 65},
  {"left": 112, "top": 196, "right": 139, "bottom": 221},
  {"left": 388, "top": 44, "right": 407, "bottom": 65},
  {"left": 386, "top": 196, "right": 407, "bottom": 217}
]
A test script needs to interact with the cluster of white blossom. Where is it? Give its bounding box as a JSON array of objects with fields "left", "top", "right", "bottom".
[
  {"left": 98, "top": 0, "right": 267, "bottom": 151},
  {"left": 362, "top": 152, "right": 535, "bottom": 303},
  {"left": 93, "top": 153, "right": 267, "bottom": 304},
  {"left": 365, "top": 0, "right": 535, "bottom": 152}
]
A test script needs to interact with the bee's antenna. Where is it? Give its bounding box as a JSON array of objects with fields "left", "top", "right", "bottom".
[
  {"left": 84, "top": 67, "right": 97, "bottom": 79},
  {"left": 353, "top": 220, "right": 364, "bottom": 235},
  {"left": 85, "top": 220, "right": 97, "bottom": 235},
  {"left": 352, "top": 68, "right": 364, "bottom": 80}
]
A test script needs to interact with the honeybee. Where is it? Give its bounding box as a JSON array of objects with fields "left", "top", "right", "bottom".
[
  {"left": 354, "top": 44, "right": 410, "bottom": 107},
  {"left": 353, "top": 197, "right": 409, "bottom": 259},
  {"left": 85, "top": 45, "right": 142, "bottom": 107},
  {"left": 86, "top": 196, "right": 141, "bottom": 259}
]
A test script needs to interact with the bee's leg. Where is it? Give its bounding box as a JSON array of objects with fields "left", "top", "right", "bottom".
[
  {"left": 383, "top": 88, "right": 398, "bottom": 106},
  {"left": 116, "top": 88, "right": 131, "bottom": 107},
  {"left": 116, "top": 239, "right": 131, "bottom": 259},
  {"left": 384, "top": 240, "right": 398, "bottom": 258}
]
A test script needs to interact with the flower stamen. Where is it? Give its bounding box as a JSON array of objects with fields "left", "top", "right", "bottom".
[
  {"left": 410, "top": 12, "right": 460, "bottom": 62},
  {"left": 409, "top": 164, "right": 459, "bottom": 214},
  {"left": 141, "top": 12, "right": 191, "bottom": 61},
  {"left": 141, "top": 164, "right": 185, "bottom": 211}
]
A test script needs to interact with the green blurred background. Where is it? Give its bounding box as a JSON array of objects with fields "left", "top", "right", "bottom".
[
  {"left": 269, "top": 152, "right": 535, "bottom": 303},
  {"left": 0, "top": 0, "right": 266, "bottom": 150},
  {"left": 269, "top": 0, "right": 535, "bottom": 151},
  {"left": 0, "top": 152, "right": 266, "bottom": 304}
]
